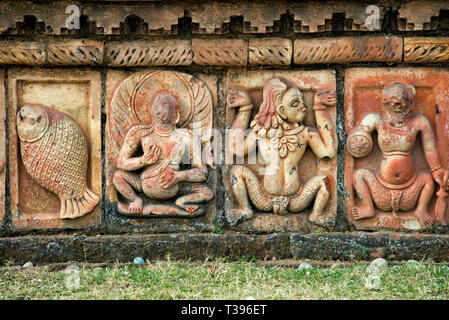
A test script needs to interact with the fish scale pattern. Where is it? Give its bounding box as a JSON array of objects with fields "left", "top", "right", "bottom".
[{"left": 20, "top": 109, "right": 88, "bottom": 200}]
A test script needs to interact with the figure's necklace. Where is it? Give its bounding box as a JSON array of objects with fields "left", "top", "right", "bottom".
[
  {"left": 386, "top": 113, "right": 408, "bottom": 128},
  {"left": 154, "top": 126, "right": 174, "bottom": 137},
  {"left": 273, "top": 125, "right": 305, "bottom": 158}
]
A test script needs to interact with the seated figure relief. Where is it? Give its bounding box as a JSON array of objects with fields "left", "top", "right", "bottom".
[
  {"left": 347, "top": 82, "right": 449, "bottom": 227},
  {"left": 108, "top": 71, "right": 214, "bottom": 217},
  {"left": 226, "top": 78, "right": 338, "bottom": 226}
]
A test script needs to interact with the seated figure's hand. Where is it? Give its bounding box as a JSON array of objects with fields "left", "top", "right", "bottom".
[
  {"left": 141, "top": 145, "right": 160, "bottom": 165},
  {"left": 314, "top": 90, "right": 337, "bottom": 107},
  {"left": 227, "top": 90, "right": 252, "bottom": 108},
  {"left": 159, "top": 166, "right": 179, "bottom": 189},
  {"left": 432, "top": 168, "right": 448, "bottom": 189}
]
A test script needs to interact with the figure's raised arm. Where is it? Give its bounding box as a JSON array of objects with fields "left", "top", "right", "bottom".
[
  {"left": 307, "top": 90, "right": 338, "bottom": 159},
  {"left": 227, "top": 90, "right": 258, "bottom": 157}
]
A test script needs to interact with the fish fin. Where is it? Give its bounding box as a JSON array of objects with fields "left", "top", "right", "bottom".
[{"left": 59, "top": 188, "right": 99, "bottom": 220}]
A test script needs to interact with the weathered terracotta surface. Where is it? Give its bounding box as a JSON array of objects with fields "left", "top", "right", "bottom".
[
  {"left": 105, "top": 70, "right": 217, "bottom": 232},
  {"left": 249, "top": 38, "right": 292, "bottom": 65},
  {"left": 404, "top": 38, "right": 449, "bottom": 63},
  {"left": 224, "top": 70, "right": 337, "bottom": 232},
  {"left": 8, "top": 68, "right": 102, "bottom": 230},
  {"left": 398, "top": 1, "right": 449, "bottom": 31},
  {"left": 47, "top": 40, "right": 103, "bottom": 65},
  {"left": 294, "top": 37, "right": 402, "bottom": 65},
  {"left": 106, "top": 40, "right": 192, "bottom": 66},
  {"left": 0, "top": 1, "right": 385, "bottom": 35},
  {"left": 345, "top": 68, "right": 449, "bottom": 231},
  {"left": 0, "top": 70, "right": 5, "bottom": 225},
  {"left": 192, "top": 39, "right": 247, "bottom": 66},
  {"left": 0, "top": 41, "right": 45, "bottom": 65}
]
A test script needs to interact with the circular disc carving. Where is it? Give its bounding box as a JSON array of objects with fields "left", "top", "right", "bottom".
[{"left": 347, "top": 132, "right": 373, "bottom": 158}]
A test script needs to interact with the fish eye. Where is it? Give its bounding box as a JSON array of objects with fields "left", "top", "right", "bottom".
[{"left": 29, "top": 118, "right": 35, "bottom": 125}]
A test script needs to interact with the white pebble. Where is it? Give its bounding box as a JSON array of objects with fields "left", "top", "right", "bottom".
[
  {"left": 22, "top": 262, "right": 33, "bottom": 268},
  {"left": 133, "top": 257, "right": 145, "bottom": 264},
  {"left": 298, "top": 263, "right": 313, "bottom": 271}
]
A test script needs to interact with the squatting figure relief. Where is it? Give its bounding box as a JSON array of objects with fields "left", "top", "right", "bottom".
[
  {"left": 226, "top": 77, "right": 337, "bottom": 226},
  {"left": 347, "top": 82, "right": 449, "bottom": 227}
]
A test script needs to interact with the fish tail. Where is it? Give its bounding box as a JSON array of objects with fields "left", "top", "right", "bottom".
[{"left": 59, "top": 188, "right": 100, "bottom": 219}]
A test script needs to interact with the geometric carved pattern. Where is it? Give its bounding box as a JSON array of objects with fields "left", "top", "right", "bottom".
[
  {"left": 249, "top": 38, "right": 292, "bottom": 65},
  {"left": 20, "top": 108, "right": 88, "bottom": 200},
  {"left": 192, "top": 39, "right": 247, "bottom": 66},
  {"left": 47, "top": 40, "right": 104, "bottom": 65},
  {"left": 106, "top": 40, "right": 192, "bottom": 66},
  {"left": 0, "top": 42, "right": 45, "bottom": 65},
  {"left": 294, "top": 37, "right": 402, "bottom": 64},
  {"left": 404, "top": 38, "right": 449, "bottom": 63}
]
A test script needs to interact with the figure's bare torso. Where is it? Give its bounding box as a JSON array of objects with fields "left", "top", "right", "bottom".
[
  {"left": 372, "top": 113, "right": 423, "bottom": 185},
  {"left": 139, "top": 129, "right": 192, "bottom": 198},
  {"left": 258, "top": 128, "right": 309, "bottom": 196}
]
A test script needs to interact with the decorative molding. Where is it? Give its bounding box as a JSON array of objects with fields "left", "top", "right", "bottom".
[
  {"left": 404, "top": 38, "right": 449, "bottom": 63},
  {"left": 106, "top": 40, "right": 192, "bottom": 66},
  {"left": 294, "top": 37, "right": 402, "bottom": 65},
  {"left": 0, "top": 42, "right": 45, "bottom": 65},
  {"left": 249, "top": 38, "right": 292, "bottom": 65},
  {"left": 192, "top": 39, "right": 247, "bottom": 66},
  {"left": 47, "top": 40, "right": 104, "bottom": 65}
]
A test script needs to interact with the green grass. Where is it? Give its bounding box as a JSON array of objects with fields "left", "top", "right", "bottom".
[{"left": 0, "top": 260, "right": 448, "bottom": 299}]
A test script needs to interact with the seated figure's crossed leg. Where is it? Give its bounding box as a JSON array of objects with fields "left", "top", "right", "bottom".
[
  {"left": 113, "top": 169, "right": 143, "bottom": 213},
  {"left": 175, "top": 183, "right": 214, "bottom": 213}
]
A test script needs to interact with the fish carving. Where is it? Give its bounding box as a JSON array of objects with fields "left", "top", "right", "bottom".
[{"left": 16, "top": 104, "right": 99, "bottom": 219}]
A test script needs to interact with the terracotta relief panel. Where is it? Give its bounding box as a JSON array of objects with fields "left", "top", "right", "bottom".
[
  {"left": 0, "top": 70, "right": 5, "bottom": 226},
  {"left": 345, "top": 68, "right": 449, "bottom": 231},
  {"left": 106, "top": 70, "right": 217, "bottom": 232},
  {"left": 224, "top": 70, "right": 338, "bottom": 232},
  {"left": 8, "top": 69, "right": 102, "bottom": 230}
]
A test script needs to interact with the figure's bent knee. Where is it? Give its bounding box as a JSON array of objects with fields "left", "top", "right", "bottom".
[
  {"left": 231, "top": 165, "right": 246, "bottom": 177},
  {"left": 113, "top": 170, "right": 126, "bottom": 185},
  {"left": 201, "top": 186, "right": 214, "bottom": 201}
]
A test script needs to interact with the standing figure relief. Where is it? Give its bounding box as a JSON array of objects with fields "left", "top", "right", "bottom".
[
  {"left": 347, "top": 82, "right": 449, "bottom": 227},
  {"left": 226, "top": 78, "right": 338, "bottom": 226}
]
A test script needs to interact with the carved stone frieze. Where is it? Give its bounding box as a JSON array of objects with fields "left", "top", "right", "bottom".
[
  {"left": 0, "top": 42, "right": 45, "bottom": 65},
  {"left": 404, "top": 38, "right": 449, "bottom": 63},
  {"left": 105, "top": 70, "right": 218, "bottom": 232},
  {"left": 224, "top": 70, "right": 338, "bottom": 233},
  {"left": 106, "top": 40, "right": 192, "bottom": 66},
  {"left": 8, "top": 68, "right": 102, "bottom": 230},
  {"left": 294, "top": 37, "right": 402, "bottom": 65},
  {"left": 192, "top": 39, "right": 247, "bottom": 66},
  {"left": 345, "top": 68, "right": 449, "bottom": 231},
  {"left": 249, "top": 38, "right": 292, "bottom": 65},
  {"left": 47, "top": 40, "right": 104, "bottom": 65}
]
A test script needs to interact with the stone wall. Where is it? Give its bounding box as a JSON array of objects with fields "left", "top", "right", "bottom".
[{"left": 1, "top": 0, "right": 449, "bottom": 264}]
